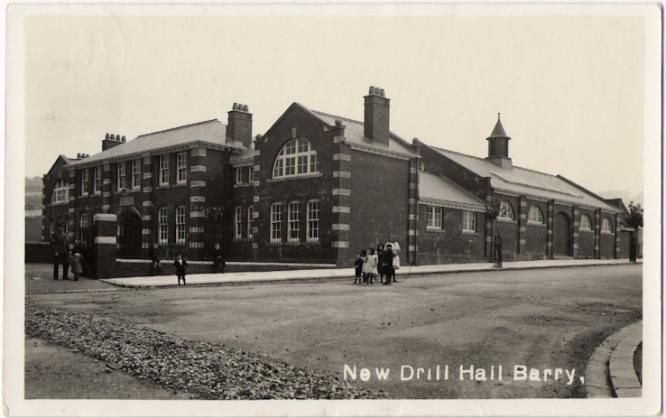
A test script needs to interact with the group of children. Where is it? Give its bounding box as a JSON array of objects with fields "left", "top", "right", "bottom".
[{"left": 354, "top": 240, "right": 401, "bottom": 285}]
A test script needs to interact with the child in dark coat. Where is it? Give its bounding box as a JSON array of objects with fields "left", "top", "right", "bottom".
[
  {"left": 174, "top": 254, "right": 188, "bottom": 286},
  {"left": 353, "top": 251, "right": 364, "bottom": 284}
]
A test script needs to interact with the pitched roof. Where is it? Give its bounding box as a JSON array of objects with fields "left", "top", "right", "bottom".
[
  {"left": 433, "top": 147, "right": 619, "bottom": 212},
  {"left": 68, "top": 119, "right": 242, "bottom": 167},
  {"left": 418, "top": 171, "right": 486, "bottom": 212},
  {"left": 294, "top": 103, "right": 418, "bottom": 158}
]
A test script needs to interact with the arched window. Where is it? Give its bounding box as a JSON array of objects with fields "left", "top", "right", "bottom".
[
  {"left": 580, "top": 214, "right": 593, "bottom": 232},
  {"left": 527, "top": 206, "right": 544, "bottom": 224},
  {"left": 51, "top": 179, "right": 69, "bottom": 204},
  {"left": 272, "top": 139, "right": 319, "bottom": 178},
  {"left": 601, "top": 217, "right": 614, "bottom": 234},
  {"left": 497, "top": 200, "right": 514, "bottom": 221}
]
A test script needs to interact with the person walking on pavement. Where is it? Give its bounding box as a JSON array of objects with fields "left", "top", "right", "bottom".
[
  {"left": 50, "top": 223, "right": 69, "bottom": 280},
  {"left": 494, "top": 232, "right": 503, "bottom": 268}
]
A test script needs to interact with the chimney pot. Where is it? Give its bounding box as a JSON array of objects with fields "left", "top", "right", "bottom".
[
  {"left": 228, "top": 102, "right": 253, "bottom": 147},
  {"left": 335, "top": 119, "right": 343, "bottom": 127},
  {"left": 122, "top": 136, "right": 126, "bottom": 142},
  {"left": 379, "top": 88, "right": 385, "bottom": 97},
  {"left": 369, "top": 86, "right": 375, "bottom": 95}
]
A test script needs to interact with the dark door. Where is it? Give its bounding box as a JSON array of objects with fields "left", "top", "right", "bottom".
[
  {"left": 118, "top": 209, "right": 142, "bottom": 259},
  {"left": 553, "top": 212, "right": 572, "bottom": 257}
]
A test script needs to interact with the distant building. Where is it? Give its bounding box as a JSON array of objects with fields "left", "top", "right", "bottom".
[{"left": 42, "top": 87, "right": 629, "bottom": 271}]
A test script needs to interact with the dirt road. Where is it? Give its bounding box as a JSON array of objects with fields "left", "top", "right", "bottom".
[{"left": 26, "top": 264, "right": 641, "bottom": 399}]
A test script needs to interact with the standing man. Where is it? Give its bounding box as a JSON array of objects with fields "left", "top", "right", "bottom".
[
  {"left": 50, "top": 223, "right": 69, "bottom": 280},
  {"left": 493, "top": 232, "right": 503, "bottom": 268},
  {"left": 212, "top": 242, "right": 226, "bottom": 273}
]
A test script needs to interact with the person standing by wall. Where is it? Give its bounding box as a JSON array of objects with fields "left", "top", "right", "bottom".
[
  {"left": 212, "top": 242, "right": 226, "bottom": 273},
  {"left": 50, "top": 223, "right": 69, "bottom": 280},
  {"left": 150, "top": 242, "right": 161, "bottom": 275},
  {"left": 494, "top": 232, "right": 503, "bottom": 268}
]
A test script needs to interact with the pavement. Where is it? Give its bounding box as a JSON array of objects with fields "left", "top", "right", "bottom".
[
  {"left": 585, "top": 320, "right": 642, "bottom": 398},
  {"left": 608, "top": 321, "right": 643, "bottom": 397},
  {"left": 101, "top": 258, "right": 640, "bottom": 289}
]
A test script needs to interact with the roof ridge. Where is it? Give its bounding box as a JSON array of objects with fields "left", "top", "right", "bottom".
[
  {"left": 433, "top": 146, "right": 562, "bottom": 178},
  {"left": 136, "top": 118, "right": 221, "bottom": 138},
  {"left": 310, "top": 109, "right": 363, "bottom": 125}
]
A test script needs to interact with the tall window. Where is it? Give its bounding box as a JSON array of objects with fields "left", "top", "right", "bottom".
[
  {"left": 247, "top": 206, "right": 254, "bottom": 239},
  {"left": 234, "top": 207, "right": 243, "bottom": 239},
  {"left": 51, "top": 179, "right": 68, "bottom": 204},
  {"left": 497, "top": 200, "right": 514, "bottom": 221},
  {"left": 117, "top": 162, "right": 126, "bottom": 191},
  {"left": 580, "top": 214, "right": 593, "bottom": 232},
  {"left": 249, "top": 167, "right": 256, "bottom": 183},
  {"left": 287, "top": 202, "right": 300, "bottom": 243},
  {"left": 306, "top": 200, "right": 320, "bottom": 243},
  {"left": 81, "top": 169, "right": 89, "bottom": 195},
  {"left": 601, "top": 218, "right": 614, "bottom": 234},
  {"left": 175, "top": 206, "right": 186, "bottom": 244},
  {"left": 462, "top": 211, "right": 477, "bottom": 233},
  {"left": 131, "top": 159, "right": 141, "bottom": 189},
  {"left": 176, "top": 152, "right": 187, "bottom": 184},
  {"left": 270, "top": 203, "right": 282, "bottom": 243},
  {"left": 93, "top": 166, "right": 102, "bottom": 194},
  {"left": 158, "top": 207, "right": 169, "bottom": 244},
  {"left": 426, "top": 206, "right": 443, "bottom": 229},
  {"left": 235, "top": 167, "right": 244, "bottom": 185},
  {"left": 272, "top": 139, "right": 319, "bottom": 178},
  {"left": 528, "top": 206, "right": 544, "bottom": 224},
  {"left": 159, "top": 154, "right": 169, "bottom": 185},
  {"left": 79, "top": 213, "right": 89, "bottom": 244}
]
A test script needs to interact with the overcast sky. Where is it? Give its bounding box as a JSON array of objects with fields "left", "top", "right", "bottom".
[{"left": 25, "top": 11, "right": 647, "bottom": 199}]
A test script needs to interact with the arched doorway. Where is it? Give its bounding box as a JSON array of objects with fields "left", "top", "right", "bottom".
[
  {"left": 553, "top": 212, "right": 572, "bottom": 257},
  {"left": 118, "top": 208, "right": 142, "bottom": 259}
]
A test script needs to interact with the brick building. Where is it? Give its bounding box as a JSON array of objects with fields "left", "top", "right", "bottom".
[{"left": 42, "top": 87, "right": 627, "bottom": 274}]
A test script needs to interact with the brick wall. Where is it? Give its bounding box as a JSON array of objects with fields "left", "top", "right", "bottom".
[
  {"left": 252, "top": 104, "right": 339, "bottom": 263},
  {"left": 416, "top": 205, "right": 485, "bottom": 264},
  {"left": 348, "top": 150, "right": 410, "bottom": 266},
  {"left": 577, "top": 208, "right": 596, "bottom": 258}
]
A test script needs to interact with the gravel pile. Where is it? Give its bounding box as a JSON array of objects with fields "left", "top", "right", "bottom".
[{"left": 25, "top": 304, "right": 388, "bottom": 400}]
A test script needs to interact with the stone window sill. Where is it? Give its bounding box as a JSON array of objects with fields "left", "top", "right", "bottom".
[
  {"left": 233, "top": 183, "right": 253, "bottom": 189},
  {"left": 527, "top": 222, "right": 547, "bottom": 228},
  {"left": 462, "top": 230, "right": 478, "bottom": 235},
  {"left": 426, "top": 227, "right": 445, "bottom": 234},
  {"left": 267, "top": 172, "right": 323, "bottom": 183},
  {"left": 579, "top": 229, "right": 594, "bottom": 233},
  {"left": 496, "top": 219, "right": 517, "bottom": 224}
]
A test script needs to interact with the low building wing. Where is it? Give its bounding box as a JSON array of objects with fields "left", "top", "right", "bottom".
[
  {"left": 418, "top": 171, "right": 487, "bottom": 212},
  {"left": 433, "top": 147, "right": 619, "bottom": 212}
]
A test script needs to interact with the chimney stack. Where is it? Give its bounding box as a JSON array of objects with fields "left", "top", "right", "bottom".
[
  {"left": 364, "top": 85, "right": 390, "bottom": 146},
  {"left": 227, "top": 102, "right": 253, "bottom": 148},
  {"left": 486, "top": 113, "right": 512, "bottom": 169},
  {"left": 102, "top": 132, "right": 125, "bottom": 151}
]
